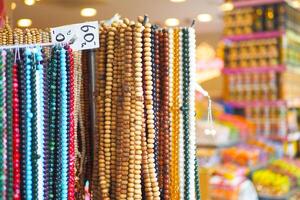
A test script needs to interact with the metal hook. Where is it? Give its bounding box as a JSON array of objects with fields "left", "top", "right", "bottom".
[
  {"left": 14, "top": 48, "right": 18, "bottom": 63},
  {"left": 143, "top": 15, "right": 148, "bottom": 26},
  {"left": 191, "top": 19, "right": 196, "bottom": 28},
  {"left": 17, "top": 48, "right": 21, "bottom": 60}
]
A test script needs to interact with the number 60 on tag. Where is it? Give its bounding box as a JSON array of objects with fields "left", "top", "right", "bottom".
[{"left": 50, "top": 21, "right": 100, "bottom": 51}]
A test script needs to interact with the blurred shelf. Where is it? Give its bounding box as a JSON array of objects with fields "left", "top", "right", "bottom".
[
  {"left": 258, "top": 188, "right": 299, "bottom": 200},
  {"left": 223, "top": 30, "right": 284, "bottom": 42},
  {"left": 287, "top": 98, "right": 300, "bottom": 108},
  {"left": 267, "top": 132, "right": 300, "bottom": 142},
  {"left": 233, "top": 0, "right": 285, "bottom": 8},
  {"left": 197, "top": 139, "right": 240, "bottom": 148},
  {"left": 223, "top": 65, "right": 285, "bottom": 74},
  {"left": 196, "top": 69, "right": 221, "bottom": 83},
  {"left": 226, "top": 100, "right": 286, "bottom": 108},
  {"left": 249, "top": 162, "right": 270, "bottom": 174},
  {"left": 287, "top": 66, "right": 300, "bottom": 75}
]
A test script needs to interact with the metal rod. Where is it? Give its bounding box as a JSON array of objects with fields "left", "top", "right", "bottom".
[
  {"left": 0, "top": 37, "right": 76, "bottom": 50},
  {"left": 87, "top": 49, "right": 96, "bottom": 176},
  {"left": 0, "top": 42, "right": 63, "bottom": 50}
]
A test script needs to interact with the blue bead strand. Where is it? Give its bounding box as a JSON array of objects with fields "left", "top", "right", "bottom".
[
  {"left": 25, "top": 48, "right": 33, "bottom": 200},
  {"left": 34, "top": 47, "right": 45, "bottom": 200},
  {"left": 60, "top": 47, "right": 68, "bottom": 200}
]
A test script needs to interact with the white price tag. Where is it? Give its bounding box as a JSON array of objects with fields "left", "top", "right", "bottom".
[{"left": 50, "top": 21, "right": 99, "bottom": 51}]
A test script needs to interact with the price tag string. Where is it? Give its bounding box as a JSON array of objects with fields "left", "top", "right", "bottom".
[{"left": 195, "top": 82, "right": 216, "bottom": 136}]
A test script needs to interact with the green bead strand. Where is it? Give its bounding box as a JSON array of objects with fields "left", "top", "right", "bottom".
[{"left": 6, "top": 50, "right": 14, "bottom": 200}]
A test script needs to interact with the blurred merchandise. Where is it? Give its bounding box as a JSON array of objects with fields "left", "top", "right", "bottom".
[{"left": 251, "top": 159, "right": 300, "bottom": 198}]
